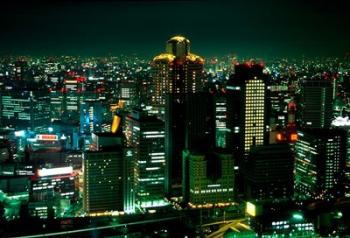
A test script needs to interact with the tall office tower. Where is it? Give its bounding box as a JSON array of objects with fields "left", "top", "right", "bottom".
[
  {"left": 0, "top": 91, "right": 50, "bottom": 130},
  {"left": 62, "top": 75, "right": 86, "bottom": 122},
  {"left": 294, "top": 128, "right": 346, "bottom": 200},
  {"left": 182, "top": 148, "right": 234, "bottom": 206},
  {"left": 299, "top": 79, "right": 333, "bottom": 128},
  {"left": 125, "top": 109, "right": 166, "bottom": 209},
  {"left": 226, "top": 62, "right": 268, "bottom": 158},
  {"left": 226, "top": 62, "right": 268, "bottom": 197},
  {"left": 151, "top": 35, "right": 205, "bottom": 111},
  {"left": 165, "top": 92, "right": 215, "bottom": 196},
  {"left": 243, "top": 144, "right": 294, "bottom": 201},
  {"left": 83, "top": 132, "right": 135, "bottom": 215}
]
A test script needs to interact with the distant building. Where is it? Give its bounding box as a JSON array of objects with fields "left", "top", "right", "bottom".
[
  {"left": 182, "top": 148, "right": 234, "bottom": 206},
  {"left": 0, "top": 91, "right": 50, "bottom": 130},
  {"left": 294, "top": 128, "right": 346, "bottom": 199},
  {"left": 299, "top": 79, "right": 333, "bottom": 129}
]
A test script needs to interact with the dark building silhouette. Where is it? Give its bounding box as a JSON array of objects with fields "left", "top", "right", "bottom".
[
  {"left": 299, "top": 79, "right": 333, "bottom": 129},
  {"left": 165, "top": 92, "right": 215, "bottom": 196},
  {"left": 243, "top": 144, "right": 294, "bottom": 201}
]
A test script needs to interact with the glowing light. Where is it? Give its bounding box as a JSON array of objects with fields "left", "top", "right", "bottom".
[
  {"left": 37, "top": 167, "right": 73, "bottom": 177},
  {"left": 290, "top": 133, "right": 298, "bottom": 141},
  {"left": 276, "top": 133, "right": 283, "bottom": 141},
  {"left": 48, "top": 127, "right": 53, "bottom": 133},
  {"left": 14, "top": 130, "right": 25, "bottom": 137},
  {"left": 292, "top": 212, "right": 304, "bottom": 221},
  {"left": 153, "top": 53, "right": 176, "bottom": 62},
  {"left": 332, "top": 116, "right": 350, "bottom": 127},
  {"left": 246, "top": 202, "right": 256, "bottom": 217},
  {"left": 111, "top": 115, "right": 121, "bottom": 133}
]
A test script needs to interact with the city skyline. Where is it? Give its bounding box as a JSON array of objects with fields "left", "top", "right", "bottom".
[
  {"left": 1, "top": 0, "right": 350, "bottom": 58},
  {"left": 1, "top": 0, "right": 350, "bottom": 237}
]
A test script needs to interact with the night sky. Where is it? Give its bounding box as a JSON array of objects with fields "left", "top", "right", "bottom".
[{"left": 1, "top": 0, "right": 350, "bottom": 58}]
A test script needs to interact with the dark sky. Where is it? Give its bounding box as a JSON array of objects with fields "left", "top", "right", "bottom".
[{"left": 1, "top": 0, "right": 350, "bottom": 58}]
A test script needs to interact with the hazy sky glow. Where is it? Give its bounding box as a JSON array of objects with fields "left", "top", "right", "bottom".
[{"left": 1, "top": 0, "right": 350, "bottom": 58}]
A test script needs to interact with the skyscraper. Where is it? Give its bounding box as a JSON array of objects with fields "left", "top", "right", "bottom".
[
  {"left": 83, "top": 132, "right": 135, "bottom": 215},
  {"left": 299, "top": 79, "right": 333, "bottom": 129},
  {"left": 125, "top": 109, "right": 166, "bottom": 209},
  {"left": 294, "top": 128, "right": 346, "bottom": 200},
  {"left": 226, "top": 62, "right": 269, "bottom": 197},
  {"left": 226, "top": 63, "right": 268, "bottom": 159},
  {"left": 165, "top": 92, "right": 215, "bottom": 196},
  {"left": 151, "top": 36, "right": 205, "bottom": 110}
]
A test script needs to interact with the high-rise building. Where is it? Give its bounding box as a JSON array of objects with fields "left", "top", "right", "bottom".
[
  {"left": 165, "top": 92, "right": 215, "bottom": 196},
  {"left": 182, "top": 148, "right": 234, "bottom": 206},
  {"left": 226, "top": 62, "right": 268, "bottom": 159},
  {"left": 125, "top": 109, "right": 166, "bottom": 209},
  {"left": 83, "top": 132, "right": 135, "bottom": 215},
  {"left": 151, "top": 36, "right": 205, "bottom": 110},
  {"left": 294, "top": 128, "right": 346, "bottom": 200},
  {"left": 299, "top": 79, "right": 333, "bottom": 129},
  {"left": 243, "top": 144, "right": 294, "bottom": 201},
  {"left": 185, "top": 92, "right": 215, "bottom": 151}
]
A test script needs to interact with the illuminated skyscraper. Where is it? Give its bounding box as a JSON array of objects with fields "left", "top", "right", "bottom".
[
  {"left": 83, "top": 132, "right": 135, "bottom": 215},
  {"left": 226, "top": 62, "right": 268, "bottom": 158},
  {"left": 294, "top": 128, "right": 346, "bottom": 200},
  {"left": 226, "top": 62, "right": 268, "bottom": 197},
  {"left": 125, "top": 109, "right": 166, "bottom": 209},
  {"left": 299, "top": 79, "right": 333, "bottom": 128},
  {"left": 151, "top": 36, "right": 205, "bottom": 110}
]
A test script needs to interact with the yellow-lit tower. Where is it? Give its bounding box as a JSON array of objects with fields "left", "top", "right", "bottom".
[{"left": 151, "top": 36, "right": 205, "bottom": 109}]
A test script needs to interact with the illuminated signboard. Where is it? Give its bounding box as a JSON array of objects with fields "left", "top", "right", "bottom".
[
  {"left": 36, "top": 134, "right": 58, "bottom": 141},
  {"left": 37, "top": 167, "right": 73, "bottom": 177}
]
